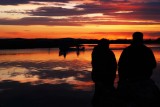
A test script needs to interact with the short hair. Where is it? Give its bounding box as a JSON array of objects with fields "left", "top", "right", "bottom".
[
  {"left": 99, "top": 38, "right": 109, "bottom": 45},
  {"left": 132, "top": 32, "right": 143, "bottom": 44},
  {"left": 133, "top": 32, "right": 143, "bottom": 40}
]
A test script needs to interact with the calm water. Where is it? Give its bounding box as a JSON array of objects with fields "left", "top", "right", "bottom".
[
  {"left": 0, "top": 44, "right": 160, "bottom": 107},
  {"left": 0, "top": 44, "right": 160, "bottom": 91}
]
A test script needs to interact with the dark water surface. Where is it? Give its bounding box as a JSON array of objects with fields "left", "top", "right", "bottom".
[{"left": 0, "top": 44, "right": 160, "bottom": 107}]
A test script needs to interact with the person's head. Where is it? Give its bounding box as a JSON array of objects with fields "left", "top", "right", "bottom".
[
  {"left": 98, "top": 38, "right": 109, "bottom": 48},
  {"left": 132, "top": 32, "right": 143, "bottom": 45}
]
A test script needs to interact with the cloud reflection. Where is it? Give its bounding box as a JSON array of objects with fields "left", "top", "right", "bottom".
[
  {"left": 0, "top": 46, "right": 159, "bottom": 91},
  {"left": 0, "top": 59, "right": 92, "bottom": 91},
  {"left": 52, "top": 66, "right": 69, "bottom": 71}
]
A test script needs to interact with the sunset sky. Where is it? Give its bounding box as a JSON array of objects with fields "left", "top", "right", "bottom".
[{"left": 0, "top": 0, "right": 160, "bottom": 40}]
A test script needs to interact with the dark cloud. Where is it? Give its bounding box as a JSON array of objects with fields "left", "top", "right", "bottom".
[
  {"left": 0, "top": 0, "right": 70, "bottom": 5},
  {"left": 0, "top": 17, "right": 81, "bottom": 26},
  {"left": 100, "top": 0, "right": 128, "bottom": 2},
  {"left": 28, "top": 3, "right": 118, "bottom": 16},
  {"left": 0, "top": 0, "right": 28, "bottom": 5},
  {"left": 111, "top": 2, "right": 160, "bottom": 21},
  {"left": 75, "top": 3, "right": 117, "bottom": 14},
  {"left": 75, "top": 3, "right": 103, "bottom": 9},
  {"left": 31, "top": 0, "right": 69, "bottom": 2},
  {"left": 1, "top": 1, "right": 160, "bottom": 25},
  {"left": 29, "top": 1, "right": 160, "bottom": 22},
  {"left": 29, "top": 6, "right": 103, "bottom": 16},
  {"left": 0, "top": 16, "right": 159, "bottom": 26}
]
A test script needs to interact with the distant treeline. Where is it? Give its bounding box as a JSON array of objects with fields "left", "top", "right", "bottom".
[{"left": 0, "top": 38, "right": 159, "bottom": 49}]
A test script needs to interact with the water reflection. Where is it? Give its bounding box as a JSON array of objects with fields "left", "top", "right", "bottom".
[
  {"left": 0, "top": 44, "right": 160, "bottom": 91},
  {"left": 0, "top": 80, "right": 92, "bottom": 107},
  {"left": 59, "top": 45, "right": 85, "bottom": 58}
]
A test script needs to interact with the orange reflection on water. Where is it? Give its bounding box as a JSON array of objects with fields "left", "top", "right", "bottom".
[
  {"left": 31, "top": 77, "right": 93, "bottom": 91},
  {"left": 0, "top": 44, "right": 159, "bottom": 91},
  {"left": 0, "top": 48, "right": 63, "bottom": 62},
  {"left": 73, "top": 81, "right": 94, "bottom": 91},
  {"left": 154, "top": 50, "right": 160, "bottom": 63}
]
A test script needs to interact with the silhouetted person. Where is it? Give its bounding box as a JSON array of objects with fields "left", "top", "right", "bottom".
[
  {"left": 117, "top": 32, "right": 160, "bottom": 107},
  {"left": 91, "top": 39, "right": 117, "bottom": 107}
]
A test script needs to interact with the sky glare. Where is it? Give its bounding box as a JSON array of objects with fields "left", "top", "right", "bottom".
[{"left": 0, "top": 0, "right": 160, "bottom": 39}]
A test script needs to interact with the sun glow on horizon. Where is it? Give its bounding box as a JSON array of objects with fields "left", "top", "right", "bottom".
[
  {"left": 0, "top": 0, "right": 160, "bottom": 39},
  {"left": 0, "top": 25, "right": 159, "bottom": 40}
]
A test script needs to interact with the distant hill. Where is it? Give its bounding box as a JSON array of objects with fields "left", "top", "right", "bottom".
[{"left": 0, "top": 38, "right": 159, "bottom": 49}]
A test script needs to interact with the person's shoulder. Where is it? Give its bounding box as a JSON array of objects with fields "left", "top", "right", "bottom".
[
  {"left": 143, "top": 45, "right": 153, "bottom": 52},
  {"left": 106, "top": 48, "right": 113, "bottom": 54},
  {"left": 93, "top": 45, "right": 99, "bottom": 51},
  {"left": 141, "top": 44, "right": 151, "bottom": 50},
  {"left": 123, "top": 45, "right": 132, "bottom": 51},
  {"left": 92, "top": 45, "right": 100, "bottom": 54},
  {"left": 109, "top": 49, "right": 116, "bottom": 57}
]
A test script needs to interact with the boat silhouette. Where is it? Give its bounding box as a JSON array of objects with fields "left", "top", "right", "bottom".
[{"left": 59, "top": 45, "right": 85, "bottom": 58}]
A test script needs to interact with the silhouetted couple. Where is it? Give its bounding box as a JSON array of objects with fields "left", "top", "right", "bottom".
[{"left": 91, "top": 32, "right": 160, "bottom": 107}]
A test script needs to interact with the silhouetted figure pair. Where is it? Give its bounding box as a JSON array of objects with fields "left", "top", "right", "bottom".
[
  {"left": 91, "top": 32, "right": 160, "bottom": 107},
  {"left": 91, "top": 39, "right": 117, "bottom": 107}
]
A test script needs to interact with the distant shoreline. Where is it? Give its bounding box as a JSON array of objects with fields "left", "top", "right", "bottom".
[{"left": 0, "top": 38, "right": 159, "bottom": 49}]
